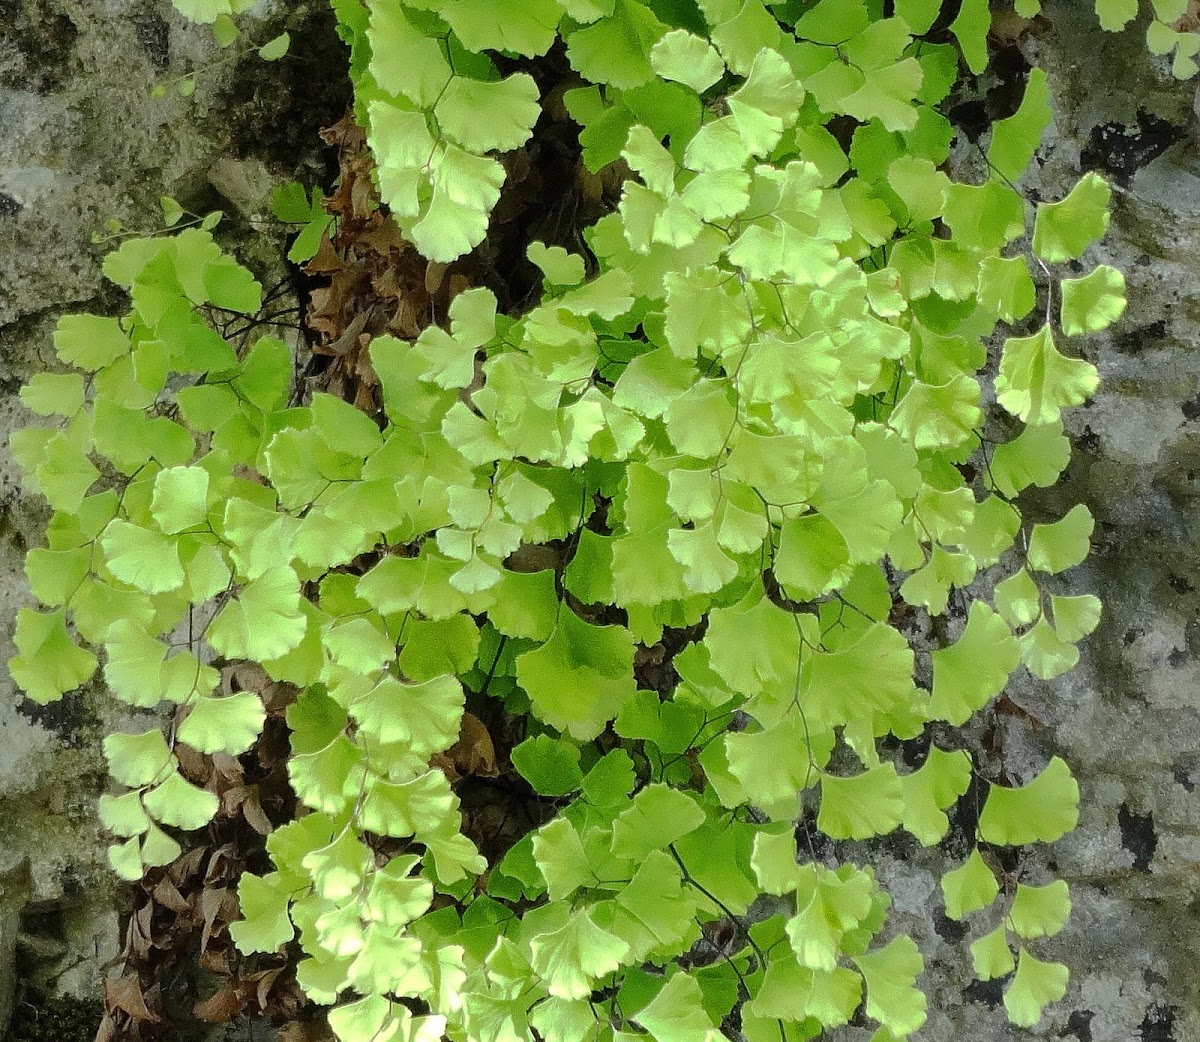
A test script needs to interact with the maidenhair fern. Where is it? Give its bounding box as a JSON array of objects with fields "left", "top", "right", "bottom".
[{"left": 11, "top": 1, "right": 1127, "bottom": 1040}]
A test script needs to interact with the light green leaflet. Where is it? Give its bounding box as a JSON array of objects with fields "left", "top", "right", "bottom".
[{"left": 942, "top": 849, "right": 1000, "bottom": 920}]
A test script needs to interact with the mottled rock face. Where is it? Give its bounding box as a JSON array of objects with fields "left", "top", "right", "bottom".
[
  {"left": 877, "top": 8, "right": 1200, "bottom": 1038},
  {"left": 0, "top": 1, "right": 346, "bottom": 1037},
  {"left": 887, "top": 8, "right": 1200, "bottom": 1040},
  {"left": 1, "top": 2, "right": 1199, "bottom": 1041}
]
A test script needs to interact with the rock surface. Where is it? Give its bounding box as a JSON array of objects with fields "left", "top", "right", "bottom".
[
  {"left": 0, "top": 0, "right": 346, "bottom": 1037},
  {"left": 1, "top": 1, "right": 1198, "bottom": 1041}
]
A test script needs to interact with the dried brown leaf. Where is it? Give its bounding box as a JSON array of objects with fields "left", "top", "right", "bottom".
[
  {"left": 104, "top": 975, "right": 160, "bottom": 1023},
  {"left": 425, "top": 261, "right": 448, "bottom": 295},
  {"left": 211, "top": 752, "right": 245, "bottom": 788},
  {"left": 429, "top": 751, "right": 460, "bottom": 784},
  {"left": 448, "top": 713, "right": 499, "bottom": 778},
  {"left": 305, "top": 233, "right": 343, "bottom": 274},
  {"left": 198, "top": 886, "right": 236, "bottom": 953},
  {"left": 229, "top": 662, "right": 271, "bottom": 694},
  {"left": 199, "top": 947, "right": 232, "bottom": 976},
  {"left": 240, "top": 787, "right": 274, "bottom": 836},
  {"left": 248, "top": 967, "right": 284, "bottom": 1010},
  {"left": 150, "top": 878, "right": 190, "bottom": 915},
  {"left": 194, "top": 984, "right": 247, "bottom": 1023},
  {"left": 204, "top": 844, "right": 238, "bottom": 885},
  {"left": 130, "top": 903, "right": 154, "bottom": 960},
  {"left": 95, "top": 1011, "right": 120, "bottom": 1042},
  {"left": 168, "top": 847, "right": 207, "bottom": 887},
  {"left": 174, "top": 742, "right": 211, "bottom": 784}
]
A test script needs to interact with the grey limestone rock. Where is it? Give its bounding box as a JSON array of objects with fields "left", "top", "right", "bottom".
[{"left": 0, "top": 0, "right": 345, "bottom": 1037}]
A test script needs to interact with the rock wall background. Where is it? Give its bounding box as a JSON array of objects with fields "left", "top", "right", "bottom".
[
  {"left": 0, "top": 2, "right": 1196, "bottom": 1040},
  {"left": 0, "top": 1, "right": 346, "bottom": 1037}
]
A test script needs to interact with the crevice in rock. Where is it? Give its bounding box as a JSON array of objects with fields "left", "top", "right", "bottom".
[
  {"left": 1114, "top": 320, "right": 1168, "bottom": 356},
  {"left": 1117, "top": 803, "right": 1158, "bottom": 872},
  {"left": 932, "top": 911, "right": 968, "bottom": 943},
  {"left": 132, "top": 10, "right": 170, "bottom": 74},
  {"left": 14, "top": 697, "right": 101, "bottom": 752},
  {"left": 1066, "top": 1008, "right": 1095, "bottom": 1041},
  {"left": 1138, "top": 1002, "right": 1177, "bottom": 1042},
  {"left": 214, "top": 4, "right": 352, "bottom": 184},
  {"left": 1081, "top": 110, "right": 1186, "bottom": 185},
  {"left": 964, "top": 976, "right": 1003, "bottom": 1008},
  {"left": 0, "top": 0, "right": 79, "bottom": 95}
]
